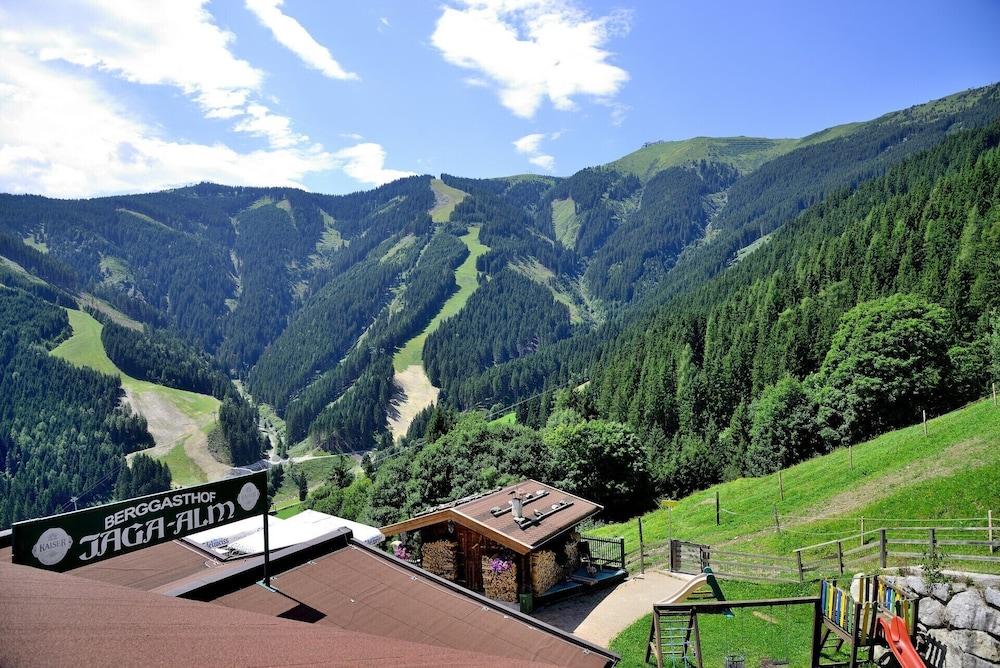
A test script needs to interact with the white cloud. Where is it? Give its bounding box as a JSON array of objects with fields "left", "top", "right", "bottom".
[
  {"left": 0, "top": 45, "right": 335, "bottom": 198},
  {"left": 9, "top": 1, "right": 261, "bottom": 122},
  {"left": 431, "top": 0, "right": 630, "bottom": 118},
  {"left": 245, "top": 0, "right": 358, "bottom": 80},
  {"left": 331, "top": 143, "right": 415, "bottom": 186},
  {"left": 0, "top": 3, "right": 413, "bottom": 196},
  {"left": 513, "top": 133, "right": 545, "bottom": 154},
  {"left": 513, "top": 132, "right": 555, "bottom": 172},
  {"left": 528, "top": 154, "right": 555, "bottom": 170}
]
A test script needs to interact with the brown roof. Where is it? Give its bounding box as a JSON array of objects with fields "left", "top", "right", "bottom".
[
  {"left": 0, "top": 561, "right": 551, "bottom": 668},
  {"left": 381, "top": 479, "right": 603, "bottom": 554},
  {"left": 2, "top": 527, "right": 617, "bottom": 668},
  {"left": 203, "top": 539, "right": 615, "bottom": 668}
]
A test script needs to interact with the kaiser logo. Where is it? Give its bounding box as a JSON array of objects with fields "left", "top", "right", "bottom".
[
  {"left": 237, "top": 482, "right": 260, "bottom": 512},
  {"left": 32, "top": 527, "right": 73, "bottom": 566}
]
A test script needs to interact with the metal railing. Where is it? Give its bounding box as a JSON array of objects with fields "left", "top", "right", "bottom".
[{"left": 582, "top": 535, "right": 626, "bottom": 571}]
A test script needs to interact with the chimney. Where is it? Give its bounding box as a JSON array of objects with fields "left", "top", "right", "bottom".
[{"left": 511, "top": 489, "right": 524, "bottom": 521}]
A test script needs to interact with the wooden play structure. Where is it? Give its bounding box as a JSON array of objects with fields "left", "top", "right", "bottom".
[
  {"left": 645, "top": 568, "right": 814, "bottom": 668},
  {"left": 817, "top": 577, "right": 923, "bottom": 667},
  {"left": 645, "top": 574, "right": 925, "bottom": 667}
]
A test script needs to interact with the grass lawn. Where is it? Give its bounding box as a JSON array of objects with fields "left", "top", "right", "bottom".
[
  {"left": 276, "top": 502, "right": 304, "bottom": 519},
  {"left": 590, "top": 399, "right": 1000, "bottom": 567},
  {"left": 393, "top": 225, "right": 489, "bottom": 371},
  {"left": 271, "top": 456, "right": 354, "bottom": 508},
  {"left": 489, "top": 412, "right": 517, "bottom": 426},
  {"left": 287, "top": 439, "right": 324, "bottom": 459},
  {"left": 609, "top": 137, "right": 799, "bottom": 181},
  {"left": 160, "top": 438, "right": 208, "bottom": 486},
  {"left": 51, "top": 309, "right": 221, "bottom": 483},
  {"left": 610, "top": 581, "right": 839, "bottom": 668},
  {"left": 551, "top": 197, "right": 580, "bottom": 248},
  {"left": 429, "top": 178, "right": 467, "bottom": 223},
  {"left": 51, "top": 309, "right": 220, "bottom": 421}
]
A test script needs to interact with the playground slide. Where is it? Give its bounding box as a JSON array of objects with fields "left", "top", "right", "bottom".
[
  {"left": 657, "top": 569, "right": 734, "bottom": 618},
  {"left": 656, "top": 574, "right": 708, "bottom": 604},
  {"left": 877, "top": 615, "right": 925, "bottom": 668}
]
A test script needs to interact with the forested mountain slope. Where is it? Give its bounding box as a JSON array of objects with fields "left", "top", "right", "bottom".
[
  {"left": 433, "top": 84, "right": 1000, "bottom": 418},
  {"left": 1, "top": 84, "right": 999, "bottom": 528},
  {"left": 324, "top": 108, "right": 1000, "bottom": 532}
]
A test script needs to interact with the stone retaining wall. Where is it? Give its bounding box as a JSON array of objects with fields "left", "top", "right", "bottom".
[{"left": 883, "top": 570, "right": 999, "bottom": 668}]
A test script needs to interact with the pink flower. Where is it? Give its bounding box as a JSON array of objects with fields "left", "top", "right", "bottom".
[{"left": 489, "top": 557, "right": 513, "bottom": 573}]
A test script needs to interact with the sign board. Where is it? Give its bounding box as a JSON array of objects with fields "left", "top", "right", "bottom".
[{"left": 12, "top": 471, "right": 268, "bottom": 572}]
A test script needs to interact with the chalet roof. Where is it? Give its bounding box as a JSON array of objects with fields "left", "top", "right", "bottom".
[
  {"left": 380, "top": 479, "right": 604, "bottom": 554},
  {"left": 1, "top": 525, "right": 616, "bottom": 668},
  {"left": 0, "top": 560, "right": 551, "bottom": 668}
]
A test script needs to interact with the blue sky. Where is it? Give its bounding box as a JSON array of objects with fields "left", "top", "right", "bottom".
[{"left": 0, "top": 0, "right": 998, "bottom": 198}]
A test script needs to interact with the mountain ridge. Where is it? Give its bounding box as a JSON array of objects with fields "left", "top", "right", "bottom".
[{"left": 1, "top": 82, "right": 999, "bottom": 526}]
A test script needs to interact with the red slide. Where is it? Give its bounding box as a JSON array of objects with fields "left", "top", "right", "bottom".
[{"left": 877, "top": 615, "right": 925, "bottom": 668}]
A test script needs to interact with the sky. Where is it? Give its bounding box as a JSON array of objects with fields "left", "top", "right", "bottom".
[{"left": 0, "top": 0, "right": 998, "bottom": 198}]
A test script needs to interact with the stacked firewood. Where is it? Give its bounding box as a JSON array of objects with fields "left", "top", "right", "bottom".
[
  {"left": 530, "top": 550, "right": 564, "bottom": 596},
  {"left": 482, "top": 557, "right": 518, "bottom": 602},
  {"left": 563, "top": 539, "right": 580, "bottom": 576},
  {"left": 421, "top": 540, "right": 457, "bottom": 580}
]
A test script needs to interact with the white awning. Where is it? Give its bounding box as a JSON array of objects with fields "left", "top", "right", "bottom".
[
  {"left": 183, "top": 510, "right": 383, "bottom": 559},
  {"left": 227, "top": 510, "right": 384, "bottom": 556}
]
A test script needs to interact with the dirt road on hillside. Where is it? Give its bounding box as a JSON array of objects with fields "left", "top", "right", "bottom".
[
  {"left": 125, "top": 387, "right": 230, "bottom": 481},
  {"left": 387, "top": 365, "right": 439, "bottom": 440}
]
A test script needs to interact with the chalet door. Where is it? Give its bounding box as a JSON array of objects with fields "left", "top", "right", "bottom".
[{"left": 458, "top": 528, "right": 484, "bottom": 592}]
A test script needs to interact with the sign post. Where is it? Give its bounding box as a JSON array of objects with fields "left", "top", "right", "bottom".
[{"left": 12, "top": 471, "right": 268, "bottom": 573}]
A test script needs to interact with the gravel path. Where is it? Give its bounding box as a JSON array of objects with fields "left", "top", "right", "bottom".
[
  {"left": 386, "top": 364, "right": 440, "bottom": 440},
  {"left": 532, "top": 570, "right": 695, "bottom": 647}
]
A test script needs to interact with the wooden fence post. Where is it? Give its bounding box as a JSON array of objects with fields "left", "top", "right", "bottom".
[
  {"left": 715, "top": 491, "right": 720, "bottom": 526},
  {"left": 773, "top": 505, "right": 781, "bottom": 534},
  {"left": 860, "top": 517, "right": 865, "bottom": 547},
  {"left": 989, "top": 510, "right": 995, "bottom": 555},
  {"left": 778, "top": 469, "right": 785, "bottom": 501},
  {"left": 837, "top": 540, "right": 845, "bottom": 576},
  {"left": 667, "top": 506, "right": 673, "bottom": 548},
  {"left": 879, "top": 528, "right": 887, "bottom": 569},
  {"left": 923, "top": 410, "right": 928, "bottom": 436},
  {"left": 929, "top": 528, "right": 936, "bottom": 560},
  {"left": 638, "top": 516, "right": 646, "bottom": 575},
  {"left": 796, "top": 550, "right": 804, "bottom": 582},
  {"left": 849, "top": 445, "right": 853, "bottom": 471},
  {"left": 810, "top": 598, "right": 823, "bottom": 668},
  {"left": 993, "top": 382, "right": 997, "bottom": 406},
  {"left": 692, "top": 613, "right": 704, "bottom": 668}
]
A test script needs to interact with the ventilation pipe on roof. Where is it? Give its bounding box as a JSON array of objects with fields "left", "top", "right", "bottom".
[{"left": 510, "top": 489, "right": 525, "bottom": 521}]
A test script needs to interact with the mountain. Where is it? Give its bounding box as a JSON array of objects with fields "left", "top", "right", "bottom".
[{"left": 1, "top": 83, "right": 999, "bottom": 526}]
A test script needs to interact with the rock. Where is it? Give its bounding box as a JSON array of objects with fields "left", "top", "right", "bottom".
[
  {"left": 902, "top": 575, "right": 930, "bottom": 597},
  {"left": 919, "top": 598, "right": 947, "bottom": 628},
  {"left": 929, "top": 629, "right": 1000, "bottom": 668},
  {"left": 985, "top": 586, "right": 1000, "bottom": 610},
  {"left": 946, "top": 590, "right": 990, "bottom": 632},
  {"left": 933, "top": 582, "right": 953, "bottom": 602},
  {"left": 949, "top": 629, "right": 1000, "bottom": 663},
  {"left": 951, "top": 581, "right": 968, "bottom": 594}
]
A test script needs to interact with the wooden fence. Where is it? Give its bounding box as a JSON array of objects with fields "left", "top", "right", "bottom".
[
  {"left": 795, "top": 524, "right": 1000, "bottom": 577},
  {"left": 669, "top": 540, "right": 808, "bottom": 583},
  {"left": 663, "top": 523, "right": 1000, "bottom": 584}
]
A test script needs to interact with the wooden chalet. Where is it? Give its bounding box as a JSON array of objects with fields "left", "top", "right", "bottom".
[{"left": 381, "top": 479, "right": 627, "bottom": 610}]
